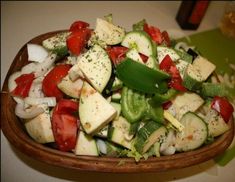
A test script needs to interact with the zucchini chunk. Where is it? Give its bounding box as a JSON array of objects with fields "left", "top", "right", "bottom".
[{"left": 134, "top": 121, "right": 167, "bottom": 154}]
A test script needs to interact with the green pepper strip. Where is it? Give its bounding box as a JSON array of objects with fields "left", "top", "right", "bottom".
[{"left": 116, "top": 58, "right": 170, "bottom": 94}]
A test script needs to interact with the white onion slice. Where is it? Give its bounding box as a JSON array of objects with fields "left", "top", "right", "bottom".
[
  {"left": 8, "top": 71, "right": 22, "bottom": 92},
  {"left": 27, "top": 44, "right": 49, "bottom": 63},
  {"left": 96, "top": 139, "right": 107, "bottom": 154},
  {"left": 28, "top": 77, "right": 44, "bottom": 98},
  {"left": 24, "top": 97, "right": 56, "bottom": 107},
  {"left": 21, "top": 53, "right": 56, "bottom": 77},
  {"left": 160, "top": 129, "right": 175, "bottom": 152},
  {"left": 161, "top": 145, "right": 176, "bottom": 156},
  {"left": 15, "top": 103, "right": 44, "bottom": 119}
]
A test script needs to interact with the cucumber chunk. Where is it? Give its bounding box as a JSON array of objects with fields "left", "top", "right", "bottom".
[
  {"left": 121, "top": 31, "right": 155, "bottom": 57},
  {"left": 134, "top": 121, "right": 167, "bottom": 154},
  {"left": 175, "top": 112, "right": 208, "bottom": 152}
]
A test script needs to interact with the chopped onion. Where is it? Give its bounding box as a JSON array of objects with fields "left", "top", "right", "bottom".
[
  {"left": 27, "top": 44, "right": 49, "bottom": 63},
  {"left": 161, "top": 145, "right": 176, "bottom": 156},
  {"left": 8, "top": 71, "right": 22, "bottom": 92},
  {"left": 21, "top": 53, "right": 56, "bottom": 77},
  {"left": 15, "top": 103, "right": 44, "bottom": 119},
  {"left": 160, "top": 129, "right": 175, "bottom": 152},
  {"left": 24, "top": 97, "right": 56, "bottom": 107},
  {"left": 28, "top": 77, "right": 44, "bottom": 98},
  {"left": 96, "top": 139, "right": 107, "bottom": 154}
]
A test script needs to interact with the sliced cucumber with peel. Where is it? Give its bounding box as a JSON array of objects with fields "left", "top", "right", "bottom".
[
  {"left": 121, "top": 31, "right": 155, "bottom": 57},
  {"left": 175, "top": 112, "right": 208, "bottom": 152}
]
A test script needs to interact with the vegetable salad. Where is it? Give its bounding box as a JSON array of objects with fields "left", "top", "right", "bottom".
[{"left": 8, "top": 15, "right": 234, "bottom": 161}]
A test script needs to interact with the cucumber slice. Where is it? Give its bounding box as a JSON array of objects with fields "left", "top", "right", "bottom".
[
  {"left": 93, "top": 18, "right": 125, "bottom": 45},
  {"left": 77, "top": 44, "right": 112, "bottom": 93},
  {"left": 183, "top": 56, "right": 216, "bottom": 90},
  {"left": 145, "top": 55, "right": 158, "bottom": 70},
  {"left": 121, "top": 31, "right": 155, "bottom": 57},
  {"left": 175, "top": 112, "right": 208, "bottom": 152},
  {"left": 111, "top": 92, "right": 121, "bottom": 102},
  {"left": 57, "top": 75, "right": 83, "bottom": 99},
  {"left": 204, "top": 109, "right": 230, "bottom": 137},
  {"left": 108, "top": 116, "right": 134, "bottom": 149},
  {"left": 134, "top": 121, "right": 167, "bottom": 154},
  {"left": 111, "top": 77, "right": 123, "bottom": 91},
  {"left": 157, "top": 46, "right": 180, "bottom": 63},
  {"left": 42, "top": 32, "right": 70, "bottom": 57},
  {"left": 74, "top": 131, "right": 99, "bottom": 156},
  {"left": 201, "top": 83, "right": 226, "bottom": 97}
]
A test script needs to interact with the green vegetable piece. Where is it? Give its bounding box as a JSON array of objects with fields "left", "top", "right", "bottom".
[
  {"left": 145, "top": 102, "right": 164, "bottom": 123},
  {"left": 201, "top": 82, "right": 227, "bottom": 98},
  {"left": 104, "top": 13, "right": 113, "bottom": 23},
  {"left": 132, "top": 19, "right": 146, "bottom": 31},
  {"left": 174, "top": 49, "right": 193, "bottom": 63},
  {"left": 116, "top": 58, "right": 170, "bottom": 94},
  {"left": 134, "top": 121, "right": 166, "bottom": 154},
  {"left": 150, "top": 89, "right": 178, "bottom": 105},
  {"left": 121, "top": 87, "right": 146, "bottom": 123}
]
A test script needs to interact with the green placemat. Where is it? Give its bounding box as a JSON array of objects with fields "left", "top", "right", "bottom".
[
  {"left": 179, "top": 28, "right": 235, "bottom": 75},
  {"left": 180, "top": 28, "right": 235, "bottom": 166}
]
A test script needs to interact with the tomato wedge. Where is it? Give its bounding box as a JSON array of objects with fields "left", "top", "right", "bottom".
[
  {"left": 69, "top": 20, "right": 90, "bottom": 32},
  {"left": 11, "top": 73, "right": 35, "bottom": 98},
  {"left": 52, "top": 99, "right": 79, "bottom": 152},
  {"left": 144, "top": 23, "right": 163, "bottom": 45},
  {"left": 66, "top": 29, "right": 91, "bottom": 56},
  {"left": 54, "top": 99, "right": 79, "bottom": 115},
  {"left": 42, "top": 64, "right": 71, "bottom": 101},
  {"left": 161, "top": 30, "right": 171, "bottom": 47},
  {"left": 160, "top": 55, "right": 187, "bottom": 91},
  {"left": 144, "top": 23, "right": 171, "bottom": 46},
  {"left": 106, "top": 46, "right": 129, "bottom": 65},
  {"left": 211, "top": 96, "right": 234, "bottom": 123}
]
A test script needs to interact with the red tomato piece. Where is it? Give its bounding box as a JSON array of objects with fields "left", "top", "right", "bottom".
[
  {"left": 211, "top": 96, "right": 234, "bottom": 123},
  {"left": 52, "top": 113, "right": 78, "bottom": 151},
  {"left": 66, "top": 29, "right": 91, "bottom": 56},
  {"left": 144, "top": 23, "right": 163, "bottom": 45},
  {"left": 54, "top": 99, "right": 79, "bottom": 115},
  {"left": 42, "top": 64, "right": 71, "bottom": 101},
  {"left": 52, "top": 99, "right": 79, "bottom": 152},
  {"left": 69, "top": 20, "right": 89, "bottom": 32},
  {"left": 160, "top": 55, "right": 187, "bottom": 91},
  {"left": 161, "top": 30, "right": 171, "bottom": 47},
  {"left": 162, "top": 101, "right": 173, "bottom": 110},
  {"left": 139, "top": 53, "right": 148, "bottom": 63},
  {"left": 106, "top": 46, "right": 129, "bottom": 65},
  {"left": 11, "top": 73, "right": 35, "bottom": 98}
]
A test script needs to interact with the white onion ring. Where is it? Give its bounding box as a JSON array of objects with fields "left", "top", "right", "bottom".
[{"left": 15, "top": 103, "right": 44, "bottom": 119}]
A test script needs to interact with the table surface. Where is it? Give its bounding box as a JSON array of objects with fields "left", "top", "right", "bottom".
[{"left": 1, "top": 1, "right": 235, "bottom": 182}]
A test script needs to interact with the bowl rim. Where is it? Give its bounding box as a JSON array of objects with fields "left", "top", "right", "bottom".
[{"left": 1, "top": 30, "right": 234, "bottom": 173}]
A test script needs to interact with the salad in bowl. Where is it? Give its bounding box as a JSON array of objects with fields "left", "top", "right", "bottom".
[{"left": 6, "top": 15, "right": 234, "bottom": 162}]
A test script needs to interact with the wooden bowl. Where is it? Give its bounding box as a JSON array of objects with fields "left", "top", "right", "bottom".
[{"left": 1, "top": 31, "right": 234, "bottom": 173}]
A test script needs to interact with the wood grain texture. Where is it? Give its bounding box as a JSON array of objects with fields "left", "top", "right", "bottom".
[{"left": 1, "top": 31, "right": 234, "bottom": 173}]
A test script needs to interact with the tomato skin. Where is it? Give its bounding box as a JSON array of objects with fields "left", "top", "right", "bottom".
[
  {"left": 52, "top": 99, "right": 79, "bottom": 152},
  {"left": 66, "top": 29, "right": 91, "bottom": 56},
  {"left": 52, "top": 113, "right": 78, "bottom": 151},
  {"left": 69, "top": 21, "right": 89, "bottom": 32},
  {"left": 11, "top": 73, "right": 35, "bottom": 98},
  {"left": 161, "top": 30, "right": 171, "bottom": 47},
  {"left": 106, "top": 46, "right": 129, "bottom": 65},
  {"left": 54, "top": 99, "right": 79, "bottom": 115},
  {"left": 42, "top": 64, "right": 71, "bottom": 101},
  {"left": 160, "top": 55, "right": 187, "bottom": 91},
  {"left": 211, "top": 96, "right": 234, "bottom": 123},
  {"left": 144, "top": 23, "right": 163, "bottom": 45},
  {"left": 144, "top": 23, "right": 171, "bottom": 46}
]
